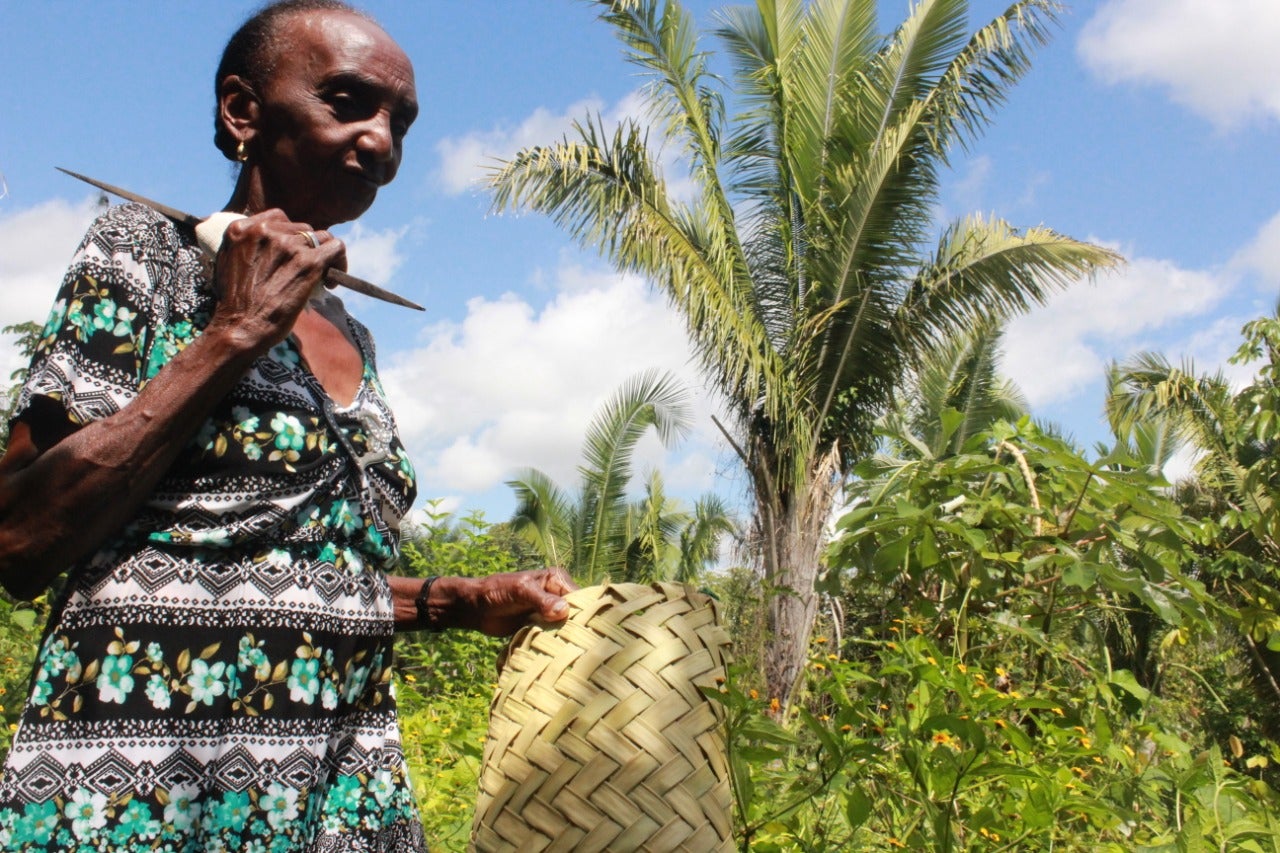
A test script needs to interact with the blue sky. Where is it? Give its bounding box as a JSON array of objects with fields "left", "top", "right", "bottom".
[{"left": 1, "top": 0, "right": 1278, "bottom": 524}]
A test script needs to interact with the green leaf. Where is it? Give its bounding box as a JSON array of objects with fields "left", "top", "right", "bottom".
[{"left": 845, "top": 787, "right": 872, "bottom": 830}]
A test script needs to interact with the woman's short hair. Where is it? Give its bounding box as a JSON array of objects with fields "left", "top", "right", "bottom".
[{"left": 213, "top": 0, "right": 369, "bottom": 161}]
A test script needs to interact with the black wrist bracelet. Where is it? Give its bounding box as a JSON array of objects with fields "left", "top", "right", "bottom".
[{"left": 414, "top": 576, "right": 443, "bottom": 632}]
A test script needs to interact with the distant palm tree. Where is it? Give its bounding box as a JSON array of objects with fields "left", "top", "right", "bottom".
[
  {"left": 507, "top": 370, "right": 736, "bottom": 584},
  {"left": 879, "top": 321, "right": 1028, "bottom": 461},
  {"left": 1108, "top": 307, "right": 1280, "bottom": 718},
  {"left": 489, "top": 0, "right": 1119, "bottom": 705}
]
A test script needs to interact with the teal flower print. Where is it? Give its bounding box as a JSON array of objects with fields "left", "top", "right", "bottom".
[
  {"left": 65, "top": 788, "right": 108, "bottom": 840},
  {"left": 96, "top": 653, "right": 135, "bottom": 704},
  {"left": 262, "top": 783, "right": 300, "bottom": 831},
  {"left": 146, "top": 674, "right": 172, "bottom": 710},
  {"left": 145, "top": 642, "right": 164, "bottom": 663},
  {"left": 89, "top": 298, "right": 136, "bottom": 336},
  {"left": 287, "top": 657, "right": 321, "bottom": 704},
  {"left": 270, "top": 341, "right": 301, "bottom": 368},
  {"left": 68, "top": 300, "right": 96, "bottom": 341},
  {"left": 367, "top": 770, "right": 396, "bottom": 807},
  {"left": 327, "top": 500, "right": 360, "bottom": 535},
  {"left": 270, "top": 414, "right": 306, "bottom": 452},
  {"left": 237, "top": 636, "right": 270, "bottom": 680},
  {"left": 187, "top": 659, "right": 227, "bottom": 706},
  {"left": 321, "top": 679, "right": 339, "bottom": 710},
  {"left": 31, "top": 676, "right": 52, "bottom": 707},
  {"left": 15, "top": 801, "right": 59, "bottom": 844},
  {"left": 342, "top": 665, "right": 369, "bottom": 704},
  {"left": 214, "top": 791, "right": 252, "bottom": 831},
  {"left": 112, "top": 799, "right": 160, "bottom": 844},
  {"left": 163, "top": 784, "right": 202, "bottom": 832},
  {"left": 38, "top": 299, "right": 67, "bottom": 344},
  {"left": 231, "top": 406, "right": 259, "bottom": 433}
]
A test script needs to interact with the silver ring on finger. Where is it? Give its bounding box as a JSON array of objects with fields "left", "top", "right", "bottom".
[{"left": 298, "top": 230, "right": 320, "bottom": 249}]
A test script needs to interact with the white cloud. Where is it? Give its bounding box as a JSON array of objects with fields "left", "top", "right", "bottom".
[
  {"left": 435, "top": 97, "right": 608, "bottom": 196},
  {"left": 336, "top": 221, "right": 410, "bottom": 285},
  {"left": 434, "top": 89, "right": 699, "bottom": 204},
  {"left": 1234, "top": 208, "right": 1280, "bottom": 282},
  {"left": 1002, "top": 248, "right": 1235, "bottom": 407},
  {"left": 1078, "top": 0, "right": 1280, "bottom": 127},
  {"left": 0, "top": 196, "right": 101, "bottom": 377},
  {"left": 379, "top": 260, "right": 725, "bottom": 502}
]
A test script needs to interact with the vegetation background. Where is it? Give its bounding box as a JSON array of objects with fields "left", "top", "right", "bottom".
[{"left": 2, "top": 1, "right": 1280, "bottom": 851}]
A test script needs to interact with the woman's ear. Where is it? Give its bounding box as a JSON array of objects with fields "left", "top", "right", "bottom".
[{"left": 218, "top": 74, "right": 261, "bottom": 151}]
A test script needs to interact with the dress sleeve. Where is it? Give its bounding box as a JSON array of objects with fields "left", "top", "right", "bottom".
[{"left": 15, "top": 204, "right": 197, "bottom": 426}]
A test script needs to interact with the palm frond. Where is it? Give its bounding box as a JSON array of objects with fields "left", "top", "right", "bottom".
[
  {"left": 897, "top": 214, "right": 1122, "bottom": 352},
  {"left": 506, "top": 469, "right": 577, "bottom": 571},
  {"left": 488, "top": 118, "right": 787, "bottom": 425},
  {"left": 922, "top": 0, "right": 1062, "bottom": 155}
]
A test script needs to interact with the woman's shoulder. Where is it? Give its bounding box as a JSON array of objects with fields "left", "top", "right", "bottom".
[{"left": 80, "top": 202, "right": 197, "bottom": 261}]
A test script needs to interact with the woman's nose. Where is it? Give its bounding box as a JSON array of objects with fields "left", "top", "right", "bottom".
[{"left": 358, "top": 113, "right": 396, "bottom": 164}]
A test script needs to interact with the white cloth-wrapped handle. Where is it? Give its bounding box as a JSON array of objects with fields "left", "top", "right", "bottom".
[
  {"left": 193, "top": 211, "right": 246, "bottom": 258},
  {"left": 194, "top": 211, "right": 328, "bottom": 301}
]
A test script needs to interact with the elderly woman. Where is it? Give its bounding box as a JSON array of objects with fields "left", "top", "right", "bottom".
[{"left": 0, "top": 1, "right": 571, "bottom": 849}]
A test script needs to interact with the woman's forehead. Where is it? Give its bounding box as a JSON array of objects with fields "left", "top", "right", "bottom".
[{"left": 272, "top": 10, "right": 415, "bottom": 90}]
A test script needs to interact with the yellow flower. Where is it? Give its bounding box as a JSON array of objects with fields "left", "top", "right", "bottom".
[
  {"left": 995, "top": 666, "right": 1008, "bottom": 677},
  {"left": 811, "top": 662, "right": 825, "bottom": 672},
  {"left": 887, "top": 838, "right": 907, "bottom": 849},
  {"left": 1052, "top": 707, "right": 1064, "bottom": 716},
  {"left": 827, "top": 654, "right": 839, "bottom": 661},
  {"left": 926, "top": 656, "right": 937, "bottom": 665},
  {"left": 769, "top": 697, "right": 780, "bottom": 714},
  {"left": 1079, "top": 737, "right": 1092, "bottom": 749},
  {"left": 840, "top": 724, "right": 852, "bottom": 733},
  {"left": 404, "top": 674, "right": 417, "bottom": 683},
  {"left": 993, "top": 719, "right": 1007, "bottom": 729},
  {"left": 749, "top": 689, "right": 759, "bottom": 701},
  {"left": 819, "top": 714, "right": 829, "bottom": 722},
  {"left": 956, "top": 664, "right": 968, "bottom": 674},
  {"left": 815, "top": 636, "right": 828, "bottom": 645}
]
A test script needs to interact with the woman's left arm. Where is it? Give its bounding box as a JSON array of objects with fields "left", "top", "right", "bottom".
[{"left": 387, "top": 568, "right": 575, "bottom": 636}]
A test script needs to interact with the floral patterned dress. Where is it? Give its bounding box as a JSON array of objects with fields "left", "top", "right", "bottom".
[{"left": 0, "top": 204, "right": 426, "bottom": 852}]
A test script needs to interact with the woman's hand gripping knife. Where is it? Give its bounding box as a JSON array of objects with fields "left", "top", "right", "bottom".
[{"left": 0, "top": 211, "right": 344, "bottom": 599}]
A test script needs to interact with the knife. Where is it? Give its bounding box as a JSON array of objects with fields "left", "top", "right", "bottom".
[{"left": 57, "top": 167, "right": 424, "bottom": 311}]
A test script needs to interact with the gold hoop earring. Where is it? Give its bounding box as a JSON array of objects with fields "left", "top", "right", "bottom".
[{"left": 236, "top": 140, "right": 249, "bottom": 163}]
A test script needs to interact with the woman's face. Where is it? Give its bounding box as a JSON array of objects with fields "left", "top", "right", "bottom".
[{"left": 250, "top": 11, "right": 418, "bottom": 228}]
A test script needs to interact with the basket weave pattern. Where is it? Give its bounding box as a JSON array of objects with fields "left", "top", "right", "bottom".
[{"left": 471, "top": 582, "right": 734, "bottom": 852}]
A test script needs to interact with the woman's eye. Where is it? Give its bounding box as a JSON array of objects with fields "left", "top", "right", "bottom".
[{"left": 328, "top": 93, "right": 364, "bottom": 118}]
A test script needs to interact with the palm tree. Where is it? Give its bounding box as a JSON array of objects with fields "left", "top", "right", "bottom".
[
  {"left": 507, "top": 369, "right": 736, "bottom": 584},
  {"left": 488, "top": 0, "right": 1120, "bottom": 705},
  {"left": 1109, "top": 310, "right": 1280, "bottom": 715}
]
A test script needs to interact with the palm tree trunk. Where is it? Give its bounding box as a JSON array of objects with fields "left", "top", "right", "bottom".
[{"left": 759, "top": 451, "right": 841, "bottom": 708}]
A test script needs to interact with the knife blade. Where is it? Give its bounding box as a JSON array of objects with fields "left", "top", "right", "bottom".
[{"left": 57, "top": 167, "right": 425, "bottom": 311}]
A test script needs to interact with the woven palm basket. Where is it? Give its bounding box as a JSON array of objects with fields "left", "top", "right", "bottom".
[{"left": 470, "top": 582, "right": 734, "bottom": 853}]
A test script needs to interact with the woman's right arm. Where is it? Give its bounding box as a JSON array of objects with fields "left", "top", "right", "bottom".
[{"left": 0, "top": 211, "right": 344, "bottom": 600}]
